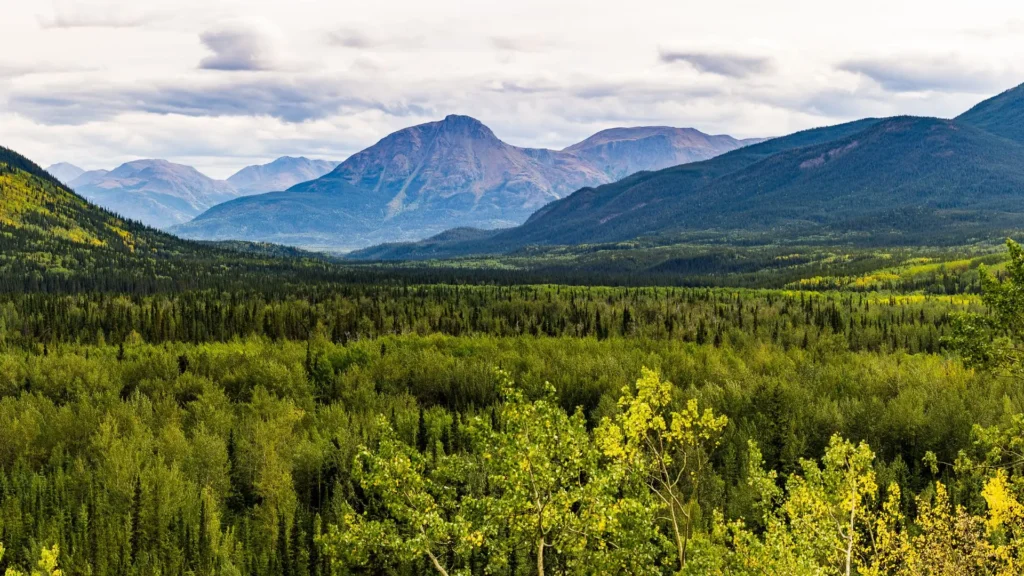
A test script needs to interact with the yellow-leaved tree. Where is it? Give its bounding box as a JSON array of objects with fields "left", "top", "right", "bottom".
[
  {"left": 2, "top": 544, "right": 63, "bottom": 576},
  {"left": 595, "top": 367, "right": 728, "bottom": 572}
]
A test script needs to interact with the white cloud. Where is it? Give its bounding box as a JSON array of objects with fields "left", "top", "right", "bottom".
[{"left": 2, "top": 0, "right": 1023, "bottom": 174}]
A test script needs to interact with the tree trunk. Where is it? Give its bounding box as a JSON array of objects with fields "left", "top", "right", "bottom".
[
  {"left": 669, "top": 503, "right": 685, "bottom": 572},
  {"left": 426, "top": 549, "right": 450, "bottom": 576},
  {"left": 845, "top": 500, "right": 856, "bottom": 576},
  {"left": 537, "top": 536, "right": 545, "bottom": 576}
]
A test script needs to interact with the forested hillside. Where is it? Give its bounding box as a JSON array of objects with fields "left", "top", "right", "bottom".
[{"left": 958, "top": 81, "right": 1024, "bottom": 143}]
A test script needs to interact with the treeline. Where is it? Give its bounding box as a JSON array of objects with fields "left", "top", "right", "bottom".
[{"left": 0, "top": 285, "right": 981, "bottom": 358}]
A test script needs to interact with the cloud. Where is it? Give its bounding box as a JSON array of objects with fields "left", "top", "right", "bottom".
[
  {"left": 7, "top": 77, "right": 428, "bottom": 125},
  {"left": 961, "top": 19, "right": 1024, "bottom": 38},
  {"left": 659, "top": 51, "right": 773, "bottom": 78},
  {"left": 324, "top": 28, "right": 425, "bottom": 51},
  {"left": 484, "top": 80, "right": 559, "bottom": 94},
  {"left": 199, "top": 26, "right": 277, "bottom": 71},
  {"left": 838, "top": 57, "right": 1014, "bottom": 94},
  {"left": 38, "top": 3, "right": 158, "bottom": 29},
  {"left": 490, "top": 36, "right": 554, "bottom": 53},
  {"left": 326, "top": 29, "right": 373, "bottom": 49}
]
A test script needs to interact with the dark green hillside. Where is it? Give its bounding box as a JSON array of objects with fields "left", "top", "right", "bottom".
[
  {"left": 510, "top": 118, "right": 883, "bottom": 247},
  {"left": 648, "top": 116, "right": 1024, "bottom": 239},
  {"left": 957, "top": 82, "right": 1024, "bottom": 143}
]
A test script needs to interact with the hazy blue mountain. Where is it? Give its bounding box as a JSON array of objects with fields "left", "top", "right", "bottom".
[
  {"left": 564, "top": 127, "right": 765, "bottom": 180},
  {"left": 67, "top": 169, "right": 110, "bottom": 187},
  {"left": 226, "top": 156, "right": 340, "bottom": 194},
  {"left": 45, "top": 162, "right": 85, "bottom": 185},
  {"left": 350, "top": 84, "right": 1024, "bottom": 260},
  {"left": 70, "top": 160, "right": 239, "bottom": 229},
  {"left": 173, "top": 116, "right": 756, "bottom": 250}
]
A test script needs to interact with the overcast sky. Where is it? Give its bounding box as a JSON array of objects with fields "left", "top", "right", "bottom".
[{"left": 2, "top": 0, "right": 1023, "bottom": 178}]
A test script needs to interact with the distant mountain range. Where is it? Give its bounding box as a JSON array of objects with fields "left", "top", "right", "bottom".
[
  {"left": 46, "top": 156, "right": 338, "bottom": 229},
  {"left": 171, "top": 117, "right": 758, "bottom": 250},
  {"left": 46, "top": 162, "right": 87, "bottom": 185},
  {"left": 226, "top": 156, "right": 340, "bottom": 195},
  {"left": 351, "top": 82, "right": 1024, "bottom": 260},
  {"left": 565, "top": 127, "right": 765, "bottom": 180}
]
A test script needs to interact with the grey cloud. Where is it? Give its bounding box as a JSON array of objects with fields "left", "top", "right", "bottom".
[
  {"left": 659, "top": 51, "right": 773, "bottom": 78},
  {"left": 327, "top": 29, "right": 373, "bottom": 49},
  {"left": 571, "top": 81, "right": 723, "bottom": 101},
  {"left": 38, "top": 7, "right": 157, "bottom": 29},
  {"left": 199, "top": 27, "right": 276, "bottom": 71},
  {"left": 324, "top": 29, "right": 425, "bottom": 51},
  {"left": 490, "top": 36, "right": 553, "bottom": 53},
  {"left": 485, "top": 80, "right": 558, "bottom": 94},
  {"left": 8, "top": 78, "right": 428, "bottom": 125},
  {"left": 839, "top": 57, "right": 1012, "bottom": 93},
  {"left": 0, "top": 64, "right": 35, "bottom": 78}
]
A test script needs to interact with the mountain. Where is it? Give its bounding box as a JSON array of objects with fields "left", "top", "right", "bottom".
[
  {"left": 226, "top": 156, "right": 339, "bottom": 194},
  {"left": 352, "top": 83, "right": 1024, "bottom": 260},
  {"left": 0, "top": 144, "right": 352, "bottom": 292},
  {"left": 68, "top": 169, "right": 110, "bottom": 187},
  {"left": 173, "top": 116, "right": 756, "bottom": 250},
  {"left": 46, "top": 162, "right": 85, "bottom": 185},
  {"left": 173, "top": 114, "right": 612, "bottom": 249},
  {"left": 1, "top": 146, "right": 194, "bottom": 277},
  {"left": 564, "top": 127, "right": 765, "bottom": 180},
  {"left": 57, "top": 156, "right": 338, "bottom": 229},
  {"left": 69, "top": 159, "right": 239, "bottom": 229},
  {"left": 348, "top": 118, "right": 881, "bottom": 258},
  {"left": 957, "top": 82, "right": 1024, "bottom": 144}
]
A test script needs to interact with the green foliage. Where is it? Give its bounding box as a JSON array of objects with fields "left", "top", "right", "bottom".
[{"left": 946, "top": 238, "right": 1024, "bottom": 370}]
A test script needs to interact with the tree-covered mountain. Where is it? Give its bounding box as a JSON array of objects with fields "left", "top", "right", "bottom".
[
  {"left": 957, "top": 81, "right": 1024, "bottom": 143},
  {"left": 172, "top": 116, "right": 756, "bottom": 250},
  {"left": 354, "top": 83, "right": 1024, "bottom": 260},
  {"left": 225, "top": 156, "right": 339, "bottom": 194}
]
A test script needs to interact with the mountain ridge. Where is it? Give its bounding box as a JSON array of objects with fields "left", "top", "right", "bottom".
[
  {"left": 349, "top": 83, "right": 1024, "bottom": 260},
  {"left": 226, "top": 156, "right": 339, "bottom": 195},
  {"left": 57, "top": 156, "right": 340, "bottom": 229},
  {"left": 173, "top": 116, "right": 758, "bottom": 250}
]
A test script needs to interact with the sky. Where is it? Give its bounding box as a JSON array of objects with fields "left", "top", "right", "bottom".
[{"left": 2, "top": 0, "right": 1023, "bottom": 178}]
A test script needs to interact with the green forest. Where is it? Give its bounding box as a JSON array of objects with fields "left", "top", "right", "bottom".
[
  {"left": 4, "top": 231, "right": 1024, "bottom": 573},
  {"left": 6, "top": 148, "right": 1024, "bottom": 574}
]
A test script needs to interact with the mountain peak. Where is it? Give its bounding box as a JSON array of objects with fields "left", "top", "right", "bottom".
[
  {"left": 435, "top": 114, "right": 496, "bottom": 139},
  {"left": 441, "top": 113, "right": 483, "bottom": 125},
  {"left": 46, "top": 162, "right": 85, "bottom": 185},
  {"left": 563, "top": 125, "right": 757, "bottom": 180},
  {"left": 227, "top": 156, "right": 339, "bottom": 194}
]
